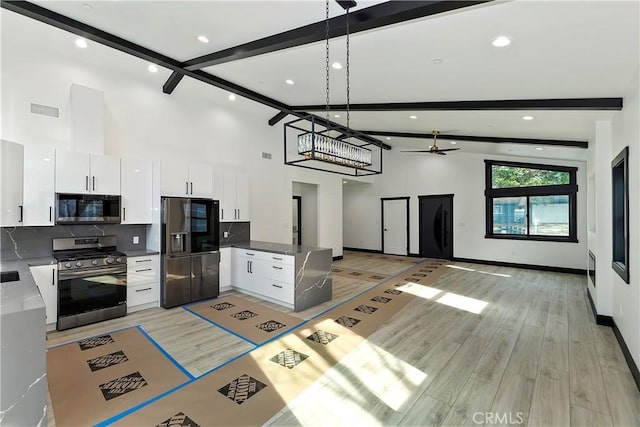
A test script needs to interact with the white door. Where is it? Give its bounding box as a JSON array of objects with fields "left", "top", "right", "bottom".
[{"left": 383, "top": 199, "right": 408, "bottom": 256}]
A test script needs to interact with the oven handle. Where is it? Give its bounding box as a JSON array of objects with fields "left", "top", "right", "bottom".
[{"left": 58, "top": 266, "right": 127, "bottom": 280}]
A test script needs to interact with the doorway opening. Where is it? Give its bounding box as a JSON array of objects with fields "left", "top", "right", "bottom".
[
  {"left": 381, "top": 197, "right": 409, "bottom": 256},
  {"left": 292, "top": 195, "right": 302, "bottom": 246},
  {"left": 293, "top": 182, "right": 318, "bottom": 247}
]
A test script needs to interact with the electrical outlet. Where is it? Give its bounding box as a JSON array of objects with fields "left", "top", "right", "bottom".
[
  {"left": 223, "top": 231, "right": 229, "bottom": 238},
  {"left": 133, "top": 236, "right": 139, "bottom": 244}
]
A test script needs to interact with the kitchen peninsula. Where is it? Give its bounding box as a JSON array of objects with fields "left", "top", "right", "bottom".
[{"left": 228, "top": 241, "right": 332, "bottom": 312}]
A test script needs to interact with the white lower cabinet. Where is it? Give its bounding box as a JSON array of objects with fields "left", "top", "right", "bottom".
[
  {"left": 126, "top": 255, "right": 159, "bottom": 312},
  {"left": 29, "top": 264, "right": 58, "bottom": 326},
  {"left": 219, "top": 247, "right": 232, "bottom": 289},
  {"left": 231, "top": 249, "right": 295, "bottom": 306}
]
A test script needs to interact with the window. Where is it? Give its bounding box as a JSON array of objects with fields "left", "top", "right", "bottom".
[
  {"left": 485, "top": 160, "right": 578, "bottom": 242},
  {"left": 611, "top": 147, "right": 629, "bottom": 283}
]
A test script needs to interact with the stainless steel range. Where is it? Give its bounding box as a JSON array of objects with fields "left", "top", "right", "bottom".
[{"left": 53, "top": 236, "right": 127, "bottom": 330}]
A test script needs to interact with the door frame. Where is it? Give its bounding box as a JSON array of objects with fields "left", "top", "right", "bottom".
[
  {"left": 292, "top": 195, "right": 302, "bottom": 246},
  {"left": 418, "top": 194, "right": 454, "bottom": 259},
  {"left": 381, "top": 197, "right": 410, "bottom": 256}
]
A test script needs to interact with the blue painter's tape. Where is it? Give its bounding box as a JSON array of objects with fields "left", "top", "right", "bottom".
[
  {"left": 183, "top": 305, "right": 260, "bottom": 346},
  {"left": 135, "top": 326, "right": 194, "bottom": 380}
]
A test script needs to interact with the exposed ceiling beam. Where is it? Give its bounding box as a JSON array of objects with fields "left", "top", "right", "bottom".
[
  {"left": 2, "top": 1, "right": 388, "bottom": 149},
  {"left": 292, "top": 98, "right": 624, "bottom": 112},
  {"left": 268, "top": 111, "right": 289, "bottom": 126},
  {"left": 359, "top": 130, "right": 588, "bottom": 148},
  {"left": 161, "top": 1, "right": 491, "bottom": 93},
  {"left": 162, "top": 72, "right": 185, "bottom": 94}
]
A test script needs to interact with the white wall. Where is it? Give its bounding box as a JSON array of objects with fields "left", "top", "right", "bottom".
[
  {"left": 293, "top": 181, "right": 318, "bottom": 247},
  {"left": 343, "top": 149, "right": 588, "bottom": 269},
  {"left": 0, "top": 14, "right": 342, "bottom": 256}
]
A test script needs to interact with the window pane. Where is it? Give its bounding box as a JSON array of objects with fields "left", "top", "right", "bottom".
[
  {"left": 493, "top": 197, "right": 527, "bottom": 235},
  {"left": 492, "top": 165, "right": 570, "bottom": 189},
  {"left": 528, "top": 195, "right": 569, "bottom": 236}
]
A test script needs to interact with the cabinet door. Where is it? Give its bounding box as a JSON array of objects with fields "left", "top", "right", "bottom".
[
  {"left": 235, "top": 171, "right": 250, "bottom": 221},
  {"left": 55, "top": 150, "right": 91, "bottom": 194},
  {"left": 30, "top": 264, "right": 58, "bottom": 325},
  {"left": 221, "top": 170, "right": 237, "bottom": 221},
  {"left": 23, "top": 146, "right": 55, "bottom": 226},
  {"left": 231, "top": 250, "right": 252, "bottom": 290},
  {"left": 0, "top": 141, "right": 24, "bottom": 226},
  {"left": 219, "top": 247, "right": 232, "bottom": 288},
  {"left": 160, "top": 159, "right": 190, "bottom": 197},
  {"left": 121, "top": 157, "right": 152, "bottom": 224},
  {"left": 90, "top": 154, "right": 120, "bottom": 195},
  {"left": 212, "top": 168, "right": 224, "bottom": 201},
  {"left": 188, "top": 162, "right": 214, "bottom": 198}
]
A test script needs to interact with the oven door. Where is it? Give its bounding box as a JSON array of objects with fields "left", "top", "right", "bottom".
[{"left": 58, "top": 266, "right": 127, "bottom": 318}]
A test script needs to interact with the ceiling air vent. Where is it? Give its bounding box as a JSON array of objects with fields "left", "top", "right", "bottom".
[
  {"left": 30, "top": 103, "right": 59, "bottom": 118},
  {"left": 261, "top": 152, "right": 272, "bottom": 160}
]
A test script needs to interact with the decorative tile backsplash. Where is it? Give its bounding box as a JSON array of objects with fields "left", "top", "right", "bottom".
[{"left": 1, "top": 224, "right": 147, "bottom": 260}]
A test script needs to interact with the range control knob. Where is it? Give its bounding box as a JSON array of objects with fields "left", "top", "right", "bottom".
[
  {"left": 106, "top": 258, "right": 114, "bottom": 264},
  {"left": 91, "top": 260, "right": 98, "bottom": 266},
  {"left": 75, "top": 261, "right": 82, "bottom": 267},
  {"left": 115, "top": 257, "right": 122, "bottom": 263},
  {"left": 64, "top": 262, "right": 71, "bottom": 268}
]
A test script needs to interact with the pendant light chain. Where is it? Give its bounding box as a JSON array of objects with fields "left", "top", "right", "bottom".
[
  {"left": 345, "top": 6, "right": 351, "bottom": 134},
  {"left": 325, "top": 0, "right": 330, "bottom": 124}
]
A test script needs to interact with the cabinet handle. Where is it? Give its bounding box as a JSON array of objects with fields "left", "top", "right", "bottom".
[
  {"left": 86, "top": 175, "right": 89, "bottom": 191},
  {"left": 190, "top": 182, "right": 193, "bottom": 195},
  {"left": 272, "top": 283, "right": 283, "bottom": 289},
  {"left": 92, "top": 176, "right": 96, "bottom": 191},
  {"left": 136, "top": 268, "right": 153, "bottom": 272},
  {"left": 221, "top": 208, "right": 224, "bottom": 219},
  {"left": 245, "top": 253, "right": 254, "bottom": 256},
  {"left": 249, "top": 260, "right": 253, "bottom": 274},
  {"left": 135, "top": 287, "right": 152, "bottom": 292},
  {"left": 237, "top": 209, "right": 240, "bottom": 219},
  {"left": 272, "top": 266, "right": 283, "bottom": 270},
  {"left": 123, "top": 207, "right": 126, "bottom": 222},
  {"left": 135, "top": 259, "right": 152, "bottom": 263},
  {"left": 52, "top": 268, "right": 55, "bottom": 285},
  {"left": 49, "top": 206, "right": 52, "bottom": 222},
  {"left": 273, "top": 257, "right": 283, "bottom": 261},
  {"left": 18, "top": 205, "right": 23, "bottom": 223},
  {"left": 186, "top": 182, "right": 189, "bottom": 195}
]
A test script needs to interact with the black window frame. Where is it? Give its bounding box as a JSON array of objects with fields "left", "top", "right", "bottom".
[
  {"left": 485, "top": 160, "right": 578, "bottom": 243},
  {"left": 611, "top": 146, "right": 629, "bottom": 284}
]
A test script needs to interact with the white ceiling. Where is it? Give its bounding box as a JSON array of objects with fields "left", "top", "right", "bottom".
[{"left": 5, "top": 0, "right": 640, "bottom": 162}]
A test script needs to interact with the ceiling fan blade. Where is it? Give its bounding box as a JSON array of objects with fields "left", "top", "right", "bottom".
[
  {"left": 400, "top": 150, "right": 432, "bottom": 152},
  {"left": 436, "top": 151, "right": 447, "bottom": 155},
  {"left": 435, "top": 148, "right": 461, "bottom": 152}
]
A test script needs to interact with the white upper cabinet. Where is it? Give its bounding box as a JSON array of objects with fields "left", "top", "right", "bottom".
[
  {"left": 23, "top": 145, "right": 55, "bottom": 226},
  {"left": 121, "top": 157, "right": 152, "bottom": 224},
  {"left": 220, "top": 169, "right": 250, "bottom": 221},
  {"left": 160, "top": 160, "right": 214, "bottom": 198},
  {"left": 55, "top": 150, "right": 120, "bottom": 195},
  {"left": 0, "top": 140, "right": 24, "bottom": 227}
]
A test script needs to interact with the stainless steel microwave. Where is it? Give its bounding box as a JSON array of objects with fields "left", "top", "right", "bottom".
[{"left": 55, "top": 194, "right": 121, "bottom": 224}]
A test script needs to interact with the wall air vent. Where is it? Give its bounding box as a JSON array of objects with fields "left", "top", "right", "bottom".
[
  {"left": 30, "top": 103, "right": 59, "bottom": 118},
  {"left": 261, "top": 152, "right": 272, "bottom": 160}
]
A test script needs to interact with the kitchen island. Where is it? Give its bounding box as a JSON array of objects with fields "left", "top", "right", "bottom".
[{"left": 229, "top": 241, "right": 332, "bottom": 312}]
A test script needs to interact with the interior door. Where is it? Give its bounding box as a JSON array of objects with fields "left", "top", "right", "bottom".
[
  {"left": 382, "top": 198, "right": 408, "bottom": 256},
  {"left": 419, "top": 195, "right": 453, "bottom": 259},
  {"left": 292, "top": 196, "right": 302, "bottom": 245}
]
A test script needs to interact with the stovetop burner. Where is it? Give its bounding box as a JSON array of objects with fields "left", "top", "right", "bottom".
[
  {"left": 52, "top": 236, "right": 127, "bottom": 271},
  {"left": 53, "top": 249, "right": 126, "bottom": 262}
]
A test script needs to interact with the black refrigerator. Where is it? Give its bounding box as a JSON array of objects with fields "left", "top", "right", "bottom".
[{"left": 161, "top": 197, "right": 220, "bottom": 308}]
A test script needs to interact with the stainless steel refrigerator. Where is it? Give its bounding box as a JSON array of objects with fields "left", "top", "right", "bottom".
[{"left": 161, "top": 197, "right": 220, "bottom": 308}]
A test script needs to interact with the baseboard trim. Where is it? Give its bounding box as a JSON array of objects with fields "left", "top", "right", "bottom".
[
  {"left": 586, "top": 290, "right": 639, "bottom": 391},
  {"left": 332, "top": 255, "right": 343, "bottom": 261},
  {"left": 343, "top": 247, "right": 383, "bottom": 254},
  {"left": 408, "top": 253, "right": 422, "bottom": 258},
  {"left": 452, "top": 257, "right": 586, "bottom": 276}
]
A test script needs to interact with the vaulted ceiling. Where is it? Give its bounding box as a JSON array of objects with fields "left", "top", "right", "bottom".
[{"left": 2, "top": 0, "right": 638, "bottom": 161}]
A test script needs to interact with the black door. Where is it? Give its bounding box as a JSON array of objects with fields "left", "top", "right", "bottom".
[{"left": 419, "top": 194, "right": 453, "bottom": 259}]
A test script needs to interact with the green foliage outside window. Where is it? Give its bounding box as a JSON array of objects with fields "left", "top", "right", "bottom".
[{"left": 491, "top": 165, "right": 570, "bottom": 189}]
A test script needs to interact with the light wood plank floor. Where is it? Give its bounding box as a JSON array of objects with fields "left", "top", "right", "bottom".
[{"left": 45, "top": 254, "right": 640, "bottom": 426}]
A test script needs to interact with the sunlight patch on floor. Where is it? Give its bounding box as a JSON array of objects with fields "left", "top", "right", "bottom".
[
  {"left": 446, "top": 264, "right": 511, "bottom": 278},
  {"left": 396, "top": 282, "right": 442, "bottom": 299},
  {"left": 435, "top": 292, "right": 488, "bottom": 314}
]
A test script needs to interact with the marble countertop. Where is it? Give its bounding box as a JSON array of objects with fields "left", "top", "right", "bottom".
[
  {"left": 231, "top": 240, "right": 332, "bottom": 256},
  {"left": 0, "top": 257, "right": 54, "bottom": 316}
]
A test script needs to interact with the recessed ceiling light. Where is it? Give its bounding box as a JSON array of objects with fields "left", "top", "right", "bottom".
[
  {"left": 409, "top": 115, "right": 417, "bottom": 119},
  {"left": 535, "top": 147, "right": 544, "bottom": 151},
  {"left": 147, "top": 64, "right": 158, "bottom": 73},
  {"left": 522, "top": 115, "right": 534, "bottom": 121},
  {"left": 386, "top": 137, "right": 391, "bottom": 140},
  {"left": 285, "top": 79, "right": 295, "bottom": 85},
  {"left": 450, "top": 141, "right": 457, "bottom": 145},
  {"left": 492, "top": 36, "right": 511, "bottom": 47},
  {"left": 228, "top": 94, "right": 236, "bottom": 101},
  {"left": 75, "top": 38, "right": 88, "bottom": 48},
  {"left": 334, "top": 114, "right": 340, "bottom": 118},
  {"left": 332, "top": 62, "right": 343, "bottom": 69},
  {"left": 197, "top": 35, "right": 210, "bottom": 43},
  {"left": 82, "top": 3, "right": 94, "bottom": 11},
  {"left": 343, "top": 180, "right": 347, "bottom": 184}
]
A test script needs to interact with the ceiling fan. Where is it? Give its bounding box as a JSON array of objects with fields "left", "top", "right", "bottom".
[{"left": 401, "top": 130, "right": 461, "bottom": 155}]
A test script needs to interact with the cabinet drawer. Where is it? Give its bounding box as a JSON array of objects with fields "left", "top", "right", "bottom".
[
  {"left": 262, "top": 262, "right": 294, "bottom": 283},
  {"left": 127, "top": 283, "right": 156, "bottom": 307},
  {"left": 265, "top": 254, "right": 294, "bottom": 265},
  {"left": 127, "top": 257, "right": 158, "bottom": 285},
  {"left": 255, "top": 279, "right": 294, "bottom": 304}
]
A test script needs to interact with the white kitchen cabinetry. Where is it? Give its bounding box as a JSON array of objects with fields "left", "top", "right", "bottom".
[
  {"left": 219, "top": 247, "right": 232, "bottom": 289},
  {"left": 231, "top": 250, "right": 295, "bottom": 306},
  {"left": 220, "top": 170, "right": 249, "bottom": 221},
  {"left": 55, "top": 150, "right": 120, "bottom": 195},
  {"left": 161, "top": 160, "right": 214, "bottom": 198},
  {"left": 126, "top": 255, "right": 160, "bottom": 312},
  {"left": 121, "top": 158, "right": 152, "bottom": 224},
  {"left": 23, "top": 146, "right": 55, "bottom": 226},
  {"left": 29, "top": 264, "right": 58, "bottom": 326},
  {"left": 0, "top": 140, "right": 24, "bottom": 227}
]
